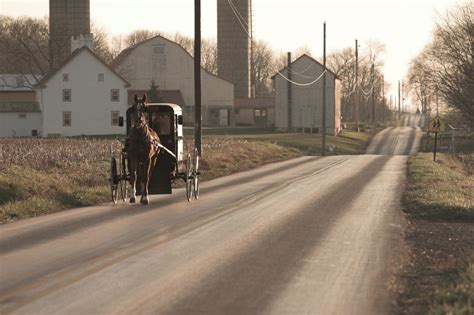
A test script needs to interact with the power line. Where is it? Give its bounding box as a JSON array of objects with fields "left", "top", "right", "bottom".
[{"left": 226, "top": 0, "right": 327, "bottom": 86}]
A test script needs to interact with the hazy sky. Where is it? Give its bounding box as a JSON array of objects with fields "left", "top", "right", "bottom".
[{"left": 1, "top": 0, "right": 461, "bottom": 100}]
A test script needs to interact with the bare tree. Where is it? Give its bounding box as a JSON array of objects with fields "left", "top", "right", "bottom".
[
  {"left": 408, "top": 2, "right": 473, "bottom": 124},
  {"left": 251, "top": 40, "right": 276, "bottom": 96},
  {"left": 0, "top": 16, "right": 51, "bottom": 85}
]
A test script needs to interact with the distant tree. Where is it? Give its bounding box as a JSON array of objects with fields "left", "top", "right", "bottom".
[
  {"left": 327, "top": 41, "right": 388, "bottom": 125},
  {"left": 407, "top": 2, "right": 473, "bottom": 124},
  {"left": 124, "top": 29, "right": 162, "bottom": 47},
  {"left": 0, "top": 16, "right": 117, "bottom": 87},
  {"left": 251, "top": 40, "right": 276, "bottom": 96},
  {"left": 0, "top": 16, "right": 51, "bottom": 84}
]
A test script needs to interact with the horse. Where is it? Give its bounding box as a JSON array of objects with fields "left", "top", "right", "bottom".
[{"left": 127, "top": 94, "right": 161, "bottom": 205}]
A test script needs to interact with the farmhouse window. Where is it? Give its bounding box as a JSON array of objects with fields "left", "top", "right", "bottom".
[
  {"left": 63, "top": 74, "right": 69, "bottom": 82},
  {"left": 111, "top": 111, "right": 120, "bottom": 126},
  {"left": 18, "top": 113, "right": 27, "bottom": 119},
  {"left": 111, "top": 89, "right": 120, "bottom": 102},
  {"left": 63, "top": 111, "right": 71, "bottom": 126},
  {"left": 63, "top": 89, "right": 71, "bottom": 102},
  {"left": 98, "top": 73, "right": 104, "bottom": 82}
]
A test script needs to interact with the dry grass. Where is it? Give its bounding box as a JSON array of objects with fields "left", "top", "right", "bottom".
[
  {"left": 397, "top": 151, "right": 474, "bottom": 314},
  {"left": 0, "top": 137, "right": 300, "bottom": 223}
]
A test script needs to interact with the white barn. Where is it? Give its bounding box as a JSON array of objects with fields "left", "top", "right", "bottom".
[
  {"left": 35, "top": 47, "right": 130, "bottom": 137},
  {"left": 113, "top": 36, "right": 234, "bottom": 126},
  {"left": 274, "top": 54, "right": 341, "bottom": 135}
]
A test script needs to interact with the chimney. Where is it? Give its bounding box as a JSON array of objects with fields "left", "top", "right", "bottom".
[{"left": 71, "top": 33, "right": 94, "bottom": 53}]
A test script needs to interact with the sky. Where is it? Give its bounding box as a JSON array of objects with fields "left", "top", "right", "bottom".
[{"left": 0, "top": 0, "right": 462, "bottom": 106}]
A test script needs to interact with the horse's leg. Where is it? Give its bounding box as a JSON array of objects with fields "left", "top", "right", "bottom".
[
  {"left": 128, "top": 156, "right": 137, "bottom": 203},
  {"left": 139, "top": 158, "right": 148, "bottom": 205}
]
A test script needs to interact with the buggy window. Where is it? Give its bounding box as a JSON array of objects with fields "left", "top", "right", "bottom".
[{"left": 152, "top": 113, "right": 171, "bottom": 136}]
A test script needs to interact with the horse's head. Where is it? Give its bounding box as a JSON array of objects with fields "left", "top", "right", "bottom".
[{"left": 133, "top": 94, "right": 148, "bottom": 125}]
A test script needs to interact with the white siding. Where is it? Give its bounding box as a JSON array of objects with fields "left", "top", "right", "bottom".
[
  {"left": 0, "top": 112, "right": 41, "bottom": 137},
  {"left": 37, "top": 49, "right": 128, "bottom": 137}
]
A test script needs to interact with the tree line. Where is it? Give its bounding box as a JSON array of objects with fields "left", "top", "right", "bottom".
[
  {"left": 407, "top": 2, "right": 473, "bottom": 125},
  {"left": 1, "top": 15, "right": 391, "bottom": 125}
]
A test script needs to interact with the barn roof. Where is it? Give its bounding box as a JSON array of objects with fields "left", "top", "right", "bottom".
[
  {"left": 0, "top": 74, "right": 41, "bottom": 91},
  {"left": 272, "top": 54, "right": 339, "bottom": 80},
  {"left": 112, "top": 35, "right": 234, "bottom": 85}
]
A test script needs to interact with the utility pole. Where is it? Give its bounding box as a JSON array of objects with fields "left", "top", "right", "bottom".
[
  {"left": 401, "top": 81, "right": 404, "bottom": 112},
  {"left": 371, "top": 63, "right": 375, "bottom": 129},
  {"left": 398, "top": 80, "right": 401, "bottom": 116},
  {"left": 322, "top": 22, "right": 327, "bottom": 156},
  {"left": 194, "top": 0, "right": 202, "bottom": 155},
  {"left": 355, "top": 39, "right": 359, "bottom": 132},
  {"left": 287, "top": 52, "right": 292, "bottom": 132},
  {"left": 381, "top": 75, "right": 385, "bottom": 124}
]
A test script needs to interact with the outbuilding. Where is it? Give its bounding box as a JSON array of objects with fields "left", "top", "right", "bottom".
[
  {"left": 273, "top": 54, "right": 341, "bottom": 135},
  {"left": 0, "top": 74, "right": 41, "bottom": 137}
]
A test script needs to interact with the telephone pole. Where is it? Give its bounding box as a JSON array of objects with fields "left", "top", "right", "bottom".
[
  {"left": 194, "top": 0, "right": 202, "bottom": 155},
  {"left": 322, "top": 22, "right": 327, "bottom": 156},
  {"left": 371, "top": 63, "right": 375, "bottom": 128},
  {"left": 287, "top": 52, "right": 292, "bottom": 132},
  {"left": 355, "top": 39, "right": 359, "bottom": 132}
]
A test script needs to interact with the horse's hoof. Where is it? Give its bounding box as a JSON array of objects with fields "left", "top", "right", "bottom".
[
  {"left": 130, "top": 198, "right": 136, "bottom": 203},
  {"left": 141, "top": 198, "right": 149, "bottom": 205}
]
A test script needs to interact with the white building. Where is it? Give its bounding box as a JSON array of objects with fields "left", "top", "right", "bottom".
[
  {"left": 274, "top": 54, "right": 341, "bottom": 135},
  {"left": 0, "top": 74, "right": 42, "bottom": 137},
  {"left": 35, "top": 46, "right": 130, "bottom": 137},
  {"left": 113, "top": 35, "right": 234, "bottom": 126}
]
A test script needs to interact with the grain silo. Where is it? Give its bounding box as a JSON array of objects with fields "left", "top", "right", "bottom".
[
  {"left": 49, "top": 0, "right": 91, "bottom": 68},
  {"left": 217, "top": 0, "right": 252, "bottom": 99}
]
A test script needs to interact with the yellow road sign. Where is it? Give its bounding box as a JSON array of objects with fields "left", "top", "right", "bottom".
[{"left": 428, "top": 116, "right": 445, "bottom": 132}]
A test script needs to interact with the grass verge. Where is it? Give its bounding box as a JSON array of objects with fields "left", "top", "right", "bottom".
[{"left": 397, "top": 151, "right": 474, "bottom": 314}]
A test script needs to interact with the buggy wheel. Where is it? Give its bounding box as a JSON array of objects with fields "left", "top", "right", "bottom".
[
  {"left": 185, "top": 153, "right": 192, "bottom": 202},
  {"left": 193, "top": 148, "right": 200, "bottom": 199},
  {"left": 119, "top": 152, "right": 128, "bottom": 201},
  {"left": 110, "top": 157, "right": 119, "bottom": 204}
]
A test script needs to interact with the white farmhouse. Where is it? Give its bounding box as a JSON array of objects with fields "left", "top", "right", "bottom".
[
  {"left": 113, "top": 36, "right": 234, "bottom": 126},
  {"left": 274, "top": 54, "right": 341, "bottom": 135},
  {"left": 0, "top": 74, "right": 42, "bottom": 137},
  {"left": 35, "top": 46, "right": 130, "bottom": 137}
]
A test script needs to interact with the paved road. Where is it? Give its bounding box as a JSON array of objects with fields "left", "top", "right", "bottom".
[{"left": 0, "top": 117, "right": 422, "bottom": 314}]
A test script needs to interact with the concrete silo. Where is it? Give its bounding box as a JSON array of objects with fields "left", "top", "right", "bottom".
[
  {"left": 49, "top": 0, "right": 91, "bottom": 68},
  {"left": 217, "top": 0, "right": 252, "bottom": 99}
]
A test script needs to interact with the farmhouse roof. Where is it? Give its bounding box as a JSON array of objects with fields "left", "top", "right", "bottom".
[
  {"left": 271, "top": 54, "right": 339, "bottom": 80},
  {"left": 34, "top": 46, "right": 130, "bottom": 88},
  {"left": 112, "top": 35, "right": 234, "bottom": 85},
  {"left": 127, "top": 89, "right": 186, "bottom": 107},
  {"left": 0, "top": 102, "right": 41, "bottom": 112}
]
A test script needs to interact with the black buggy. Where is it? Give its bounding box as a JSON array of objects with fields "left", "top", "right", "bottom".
[{"left": 109, "top": 103, "right": 200, "bottom": 204}]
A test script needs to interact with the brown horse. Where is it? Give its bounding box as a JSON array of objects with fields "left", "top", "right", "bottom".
[{"left": 127, "top": 94, "right": 161, "bottom": 205}]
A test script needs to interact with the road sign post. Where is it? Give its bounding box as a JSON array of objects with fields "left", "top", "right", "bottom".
[{"left": 427, "top": 116, "right": 445, "bottom": 162}]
